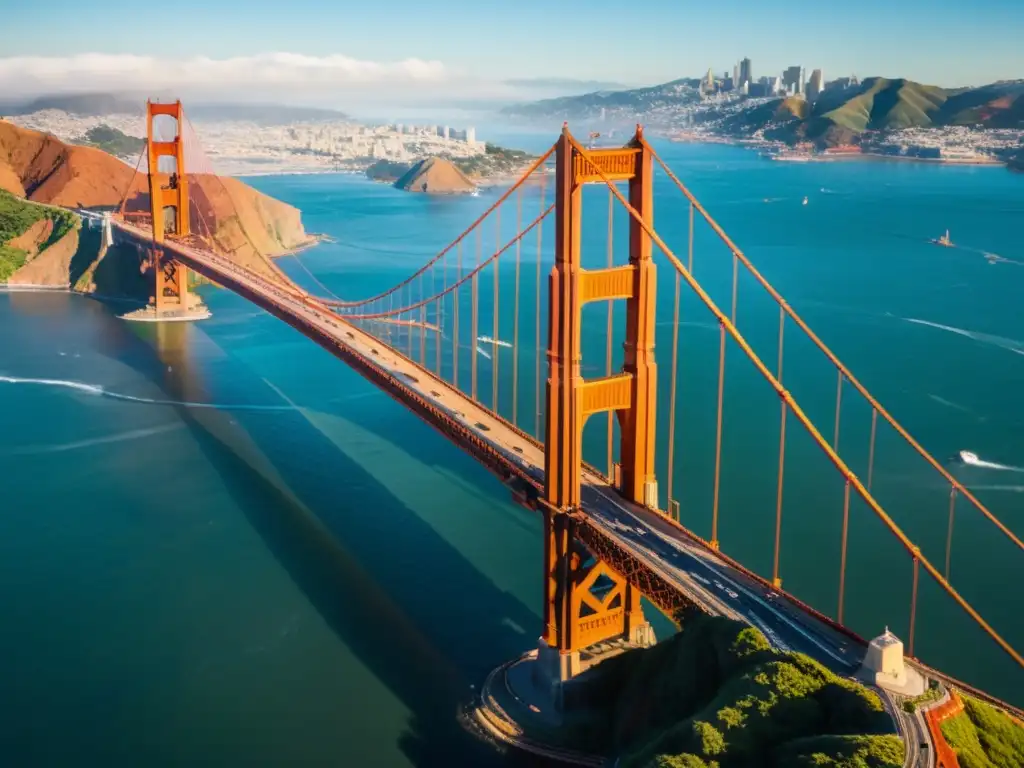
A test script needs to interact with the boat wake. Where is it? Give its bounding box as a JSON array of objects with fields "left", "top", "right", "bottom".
[
  {"left": 0, "top": 375, "right": 296, "bottom": 411},
  {"left": 959, "top": 450, "right": 1024, "bottom": 472},
  {"left": 4, "top": 423, "right": 184, "bottom": 456},
  {"left": 903, "top": 318, "right": 1024, "bottom": 357}
]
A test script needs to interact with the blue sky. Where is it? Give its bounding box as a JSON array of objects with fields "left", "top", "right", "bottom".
[{"left": 1, "top": 0, "right": 1021, "bottom": 106}]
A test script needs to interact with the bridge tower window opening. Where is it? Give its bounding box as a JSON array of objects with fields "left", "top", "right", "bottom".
[
  {"left": 146, "top": 100, "right": 192, "bottom": 314},
  {"left": 538, "top": 127, "right": 660, "bottom": 697}
]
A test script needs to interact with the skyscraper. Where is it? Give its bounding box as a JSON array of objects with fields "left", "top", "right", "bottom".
[
  {"left": 807, "top": 69, "right": 824, "bottom": 101},
  {"left": 733, "top": 62, "right": 740, "bottom": 88},
  {"left": 739, "top": 58, "right": 753, "bottom": 89},
  {"left": 783, "top": 65, "right": 803, "bottom": 94}
]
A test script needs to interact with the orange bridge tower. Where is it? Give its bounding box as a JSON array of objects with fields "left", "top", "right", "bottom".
[
  {"left": 146, "top": 100, "right": 192, "bottom": 315},
  {"left": 537, "top": 126, "right": 658, "bottom": 696}
]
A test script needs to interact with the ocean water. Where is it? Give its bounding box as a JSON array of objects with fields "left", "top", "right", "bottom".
[{"left": 0, "top": 140, "right": 1022, "bottom": 765}]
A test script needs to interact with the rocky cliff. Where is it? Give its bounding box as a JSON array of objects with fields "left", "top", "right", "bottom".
[
  {"left": 393, "top": 157, "right": 477, "bottom": 194},
  {"left": 0, "top": 119, "right": 312, "bottom": 287}
]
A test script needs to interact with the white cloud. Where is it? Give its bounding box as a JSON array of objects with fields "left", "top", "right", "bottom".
[{"left": 0, "top": 52, "right": 448, "bottom": 96}]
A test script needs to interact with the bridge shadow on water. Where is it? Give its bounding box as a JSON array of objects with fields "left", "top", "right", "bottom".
[{"left": 93, "top": 315, "right": 549, "bottom": 767}]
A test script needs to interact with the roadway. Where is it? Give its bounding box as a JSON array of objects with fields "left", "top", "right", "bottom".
[
  {"left": 113, "top": 220, "right": 928, "bottom": 760},
  {"left": 113, "top": 220, "right": 866, "bottom": 673}
]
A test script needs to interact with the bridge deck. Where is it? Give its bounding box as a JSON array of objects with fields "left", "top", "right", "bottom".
[{"left": 117, "top": 221, "right": 864, "bottom": 674}]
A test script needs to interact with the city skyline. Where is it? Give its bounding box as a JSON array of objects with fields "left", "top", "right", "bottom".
[{"left": 1, "top": 0, "right": 1022, "bottom": 109}]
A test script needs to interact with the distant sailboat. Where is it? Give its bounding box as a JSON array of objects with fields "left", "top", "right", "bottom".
[
  {"left": 802, "top": 196, "right": 809, "bottom": 206},
  {"left": 930, "top": 229, "right": 954, "bottom": 247}
]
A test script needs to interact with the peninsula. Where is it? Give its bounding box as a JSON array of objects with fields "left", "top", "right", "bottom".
[
  {"left": 503, "top": 76, "right": 1024, "bottom": 164},
  {"left": 0, "top": 119, "right": 311, "bottom": 294}
]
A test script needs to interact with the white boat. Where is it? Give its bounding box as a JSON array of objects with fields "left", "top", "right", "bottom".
[
  {"left": 802, "top": 196, "right": 809, "bottom": 206},
  {"left": 960, "top": 450, "right": 981, "bottom": 465},
  {"left": 478, "top": 334, "right": 512, "bottom": 349}
]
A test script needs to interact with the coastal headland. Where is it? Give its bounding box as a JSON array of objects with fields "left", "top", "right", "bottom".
[{"left": 0, "top": 119, "right": 313, "bottom": 297}]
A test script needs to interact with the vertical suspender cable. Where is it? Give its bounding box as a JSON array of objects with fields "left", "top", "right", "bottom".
[
  {"left": 711, "top": 323, "right": 726, "bottom": 549},
  {"left": 666, "top": 271, "right": 681, "bottom": 515},
  {"left": 472, "top": 228, "right": 480, "bottom": 401},
  {"left": 606, "top": 188, "right": 615, "bottom": 478},
  {"left": 493, "top": 208, "right": 501, "bottom": 412},
  {"left": 535, "top": 178, "right": 546, "bottom": 439},
  {"left": 453, "top": 242, "right": 461, "bottom": 388},
  {"left": 773, "top": 306, "right": 787, "bottom": 587},
  {"left": 513, "top": 188, "right": 522, "bottom": 426}
]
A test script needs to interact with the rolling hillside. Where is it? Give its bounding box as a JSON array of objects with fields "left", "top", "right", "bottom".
[{"left": 505, "top": 75, "right": 1024, "bottom": 145}]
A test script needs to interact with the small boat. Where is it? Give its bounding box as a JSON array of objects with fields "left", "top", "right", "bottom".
[
  {"left": 959, "top": 450, "right": 980, "bottom": 465},
  {"left": 930, "top": 230, "right": 954, "bottom": 247},
  {"left": 802, "top": 196, "right": 808, "bottom": 206},
  {"left": 478, "top": 334, "right": 512, "bottom": 349}
]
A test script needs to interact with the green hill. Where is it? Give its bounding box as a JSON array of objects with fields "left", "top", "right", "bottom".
[
  {"left": 74, "top": 125, "right": 145, "bottom": 159},
  {"left": 504, "top": 75, "right": 1024, "bottom": 144},
  {"left": 819, "top": 78, "right": 947, "bottom": 132},
  {"left": 564, "top": 611, "right": 901, "bottom": 767}
]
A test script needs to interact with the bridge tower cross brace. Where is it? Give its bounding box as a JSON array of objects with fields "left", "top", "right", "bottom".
[
  {"left": 538, "top": 127, "right": 657, "bottom": 686},
  {"left": 146, "top": 100, "right": 191, "bottom": 314}
]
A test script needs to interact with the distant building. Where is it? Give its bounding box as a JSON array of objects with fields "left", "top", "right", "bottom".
[
  {"left": 739, "top": 57, "right": 753, "bottom": 89},
  {"left": 733, "top": 62, "right": 740, "bottom": 88},
  {"left": 705, "top": 68, "right": 715, "bottom": 93},
  {"left": 807, "top": 69, "right": 824, "bottom": 101},
  {"left": 465, "top": 126, "right": 476, "bottom": 143},
  {"left": 783, "top": 65, "right": 803, "bottom": 95},
  {"left": 860, "top": 628, "right": 907, "bottom": 688},
  {"left": 857, "top": 627, "right": 926, "bottom": 696}
]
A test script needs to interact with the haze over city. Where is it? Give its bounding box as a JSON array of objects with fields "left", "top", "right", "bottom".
[{"left": 2, "top": 0, "right": 1022, "bottom": 111}]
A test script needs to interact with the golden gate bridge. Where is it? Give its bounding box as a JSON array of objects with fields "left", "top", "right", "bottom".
[{"left": 101, "top": 101, "right": 1021, "bottom": 729}]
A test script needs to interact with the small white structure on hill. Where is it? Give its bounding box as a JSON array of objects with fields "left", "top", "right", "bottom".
[{"left": 861, "top": 627, "right": 907, "bottom": 689}]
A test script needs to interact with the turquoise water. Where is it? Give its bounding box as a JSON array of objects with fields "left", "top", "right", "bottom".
[{"left": 1, "top": 141, "right": 1022, "bottom": 763}]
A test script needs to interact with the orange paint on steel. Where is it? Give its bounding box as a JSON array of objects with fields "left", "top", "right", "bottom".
[
  {"left": 617, "top": 132, "right": 658, "bottom": 508},
  {"left": 773, "top": 306, "right": 787, "bottom": 587},
  {"left": 535, "top": 178, "right": 546, "bottom": 440},
  {"left": 711, "top": 323, "right": 726, "bottom": 549},
  {"left": 471, "top": 228, "right": 480, "bottom": 402},
  {"left": 439, "top": 250, "right": 446, "bottom": 375},
  {"left": 833, "top": 371, "right": 844, "bottom": 451},
  {"left": 867, "top": 408, "right": 878, "bottom": 491},
  {"left": 117, "top": 145, "right": 147, "bottom": 217},
  {"left": 730, "top": 253, "right": 738, "bottom": 325},
  {"left": 453, "top": 242, "right": 461, "bottom": 388},
  {"left": 344, "top": 208, "right": 552, "bottom": 320},
  {"left": 946, "top": 488, "right": 957, "bottom": 581},
  {"left": 419, "top": 304, "right": 426, "bottom": 365},
  {"left": 606, "top": 187, "right": 615, "bottom": 478},
  {"left": 323, "top": 145, "right": 556, "bottom": 308},
  {"left": 646, "top": 142, "right": 1022, "bottom": 554},
  {"left": 909, "top": 553, "right": 921, "bottom": 657},
  {"left": 406, "top": 284, "right": 413, "bottom": 360},
  {"left": 567, "top": 132, "right": 1023, "bottom": 667},
  {"left": 688, "top": 203, "right": 694, "bottom": 272},
  {"left": 493, "top": 207, "right": 501, "bottom": 412},
  {"left": 543, "top": 130, "right": 584, "bottom": 510},
  {"left": 837, "top": 480, "right": 851, "bottom": 623},
  {"left": 512, "top": 187, "right": 522, "bottom": 426},
  {"left": 666, "top": 271, "right": 681, "bottom": 512},
  {"left": 774, "top": 401, "right": 788, "bottom": 587}
]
